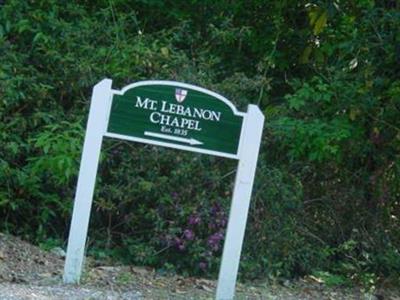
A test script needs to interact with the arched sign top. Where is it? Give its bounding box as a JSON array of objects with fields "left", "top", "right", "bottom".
[
  {"left": 114, "top": 80, "right": 245, "bottom": 117},
  {"left": 106, "top": 80, "right": 246, "bottom": 159}
]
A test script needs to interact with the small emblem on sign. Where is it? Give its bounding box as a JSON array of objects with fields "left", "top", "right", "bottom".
[{"left": 175, "top": 88, "right": 188, "bottom": 103}]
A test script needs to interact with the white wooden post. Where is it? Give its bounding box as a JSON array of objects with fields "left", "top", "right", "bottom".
[
  {"left": 63, "top": 79, "right": 113, "bottom": 283},
  {"left": 216, "top": 105, "right": 264, "bottom": 300}
]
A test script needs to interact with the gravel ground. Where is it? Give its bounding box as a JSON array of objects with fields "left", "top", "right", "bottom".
[
  {"left": 0, "top": 283, "right": 142, "bottom": 300},
  {"left": 0, "top": 233, "right": 398, "bottom": 300}
]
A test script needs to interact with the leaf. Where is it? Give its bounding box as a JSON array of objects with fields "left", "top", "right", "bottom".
[
  {"left": 349, "top": 108, "right": 360, "bottom": 120},
  {"left": 313, "top": 11, "right": 327, "bottom": 35},
  {"left": 264, "top": 105, "right": 284, "bottom": 118},
  {"left": 288, "top": 97, "right": 305, "bottom": 110},
  {"left": 16, "top": 19, "right": 30, "bottom": 34},
  {"left": 308, "top": 9, "right": 319, "bottom": 27},
  {"left": 310, "top": 10, "right": 328, "bottom": 35},
  {"left": 33, "top": 32, "right": 46, "bottom": 45},
  {"left": 300, "top": 46, "right": 312, "bottom": 64},
  {"left": 161, "top": 47, "right": 169, "bottom": 57}
]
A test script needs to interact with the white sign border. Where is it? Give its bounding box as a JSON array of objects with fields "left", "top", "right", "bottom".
[{"left": 63, "top": 79, "right": 264, "bottom": 300}]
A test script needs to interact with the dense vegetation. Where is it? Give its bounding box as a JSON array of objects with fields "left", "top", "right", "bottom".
[{"left": 1, "top": 0, "right": 399, "bottom": 287}]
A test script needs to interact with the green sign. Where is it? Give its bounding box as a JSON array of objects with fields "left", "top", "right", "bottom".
[{"left": 105, "top": 81, "right": 244, "bottom": 159}]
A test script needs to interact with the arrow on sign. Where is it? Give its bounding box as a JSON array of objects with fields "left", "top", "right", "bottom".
[{"left": 144, "top": 131, "right": 203, "bottom": 146}]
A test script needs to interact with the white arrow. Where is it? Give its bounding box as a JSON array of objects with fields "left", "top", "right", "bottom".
[{"left": 144, "top": 131, "right": 203, "bottom": 146}]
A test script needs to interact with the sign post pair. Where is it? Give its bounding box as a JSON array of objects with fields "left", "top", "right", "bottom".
[{"left": 63, "top": 79, "right": 264, "bottom": 300}]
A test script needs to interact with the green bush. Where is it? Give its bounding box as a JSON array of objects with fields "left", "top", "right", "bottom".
[{"left": 1, "top": 0, "right": 399, "bottom": 284}]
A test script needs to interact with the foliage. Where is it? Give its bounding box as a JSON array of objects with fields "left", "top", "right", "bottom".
[{"left": 1, "top": 0, "right": 399, "bottom": 285}]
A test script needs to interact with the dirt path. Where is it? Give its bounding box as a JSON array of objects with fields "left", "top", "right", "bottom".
[
  {"left": 0, "top": 233, "right": 398, "bottom": 299},
  {"left": 0, "top": 283, "right": 141, "bottom": 300}
]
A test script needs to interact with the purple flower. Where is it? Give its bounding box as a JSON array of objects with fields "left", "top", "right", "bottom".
[
  {"left": 188, "top": 214, "right": 201, "bottom": 226},
  {"left": 215, "top": 231, "right": 224, "bottom": 240},
  {"left": 183, "top": 229, "right": 195, "bottom": 240},
  {"left": 171, "top": 192, "right": 179, "bottom": 199},
  {"left": 174, "top": 237, "right": 186, "bottom": 251},
  {"left": 207, "top": 231, "right": 225, "bottom": 252},
  {"left": 199, "top": 262, "right": 208, "bottom": 271}
]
